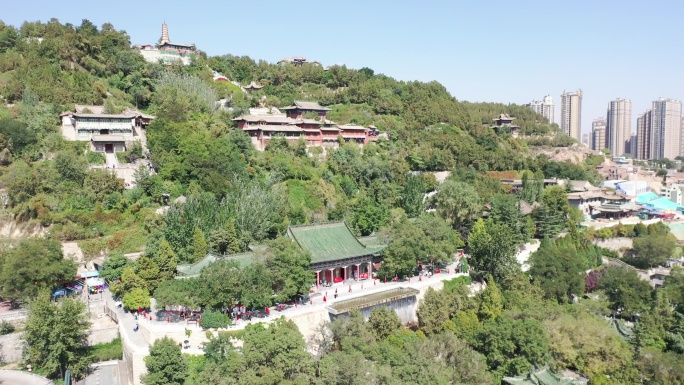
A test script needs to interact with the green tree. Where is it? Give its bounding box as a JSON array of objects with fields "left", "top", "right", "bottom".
[
  {"left": 415, "top": 213, "right": 464, "bottom": 265},
  {"left": 208, "top": 221, "right": 241, "bottom": 255},
  {"left": 477, "top": 276, "right": 504, "bottom": 321},
  {"left": 379, "top": 219, "right": 426, "bottom": 279},
  {"left": 53, "top": 150, "right": 88, "bottom": 185},
  {"left": 665, "top": 267, "right": 684, "bottom": 312},
  {"left": 240, "top": 318, "right": 314, "bottom": 383},
  {"left": 153, "top": 278, "right": 201, "bottom": 309},
  {"left": 598, "top": 267, "right": 653, "bottom": 317},
  {"left": 199, "top": 260, "right": 243, "bottom": 309},
  {"left": 100, "top": 254, "right": 132, "bottom": 282},
  {"left": 467, "top": 218, "right": 519, "bottom": 282},
  {"left": 135, "top": 256, "right": 161, "bottom": 292},
  {"left": 368, "top": 306, "right": 402, "bottom": 340},
  {"left": 471, "top": 316, "right": 550, "bottom": 377},
  {"left": 240, "top": 263, "right": 274, "bottom": 309},
  {"left": 110, "top": 266, "right": 145, "bottom": 298},
  {"left": 414, "top": 332, "right": 492, "bottom": 384},
  {"left": 123, "top": 287, "right": 150, "bottom": 311},
  {"left": 417, "top": 287, "right": 450, "bottom": 335},
  {"left": 529, "top": 240, "right": 586, "bottom": 303},
  {"left": 401, "top": 173, "right": 427, "bottom": 217},
  {"left": 143, "top": 337, "right": 188, "bottom": 385},
  {"left": 23, "top": 293, "right": 91, "bottom": 379},
  {"left": 265, "top": 237, "right": 312, "bottom": 302},
  {"left": 489, "top": 194, "right": 529, "bottom": 244},
  {"left": 533, "top": 185, "right": 569, "bottom": 238},
  {"left": 632, "top": 233, "right": 676, "bottom": 268},
  {"left": 200, "top": 310, "right": 231, "bottom": 329},
  {"left": 0, "top": 238, "right": 76, "bottom": 302},
  {"left": 434, "top": 180, "right": 482, "bottom": 233},
  {"left": 191, "top": 226, "right": 208, "bottom": 263},
  {"left": 153, "top": 239, "right": 178, "bottom": 281}
]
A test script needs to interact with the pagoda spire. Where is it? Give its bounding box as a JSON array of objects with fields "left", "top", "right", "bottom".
[{"left": 159, "top": 21, "right": 170, "bottom": 45}]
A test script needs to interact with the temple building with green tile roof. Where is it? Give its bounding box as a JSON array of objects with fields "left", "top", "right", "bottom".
[
  {"left": 287, "top": 222, "right": 386, "bottom": 285},
  {"left": 176, "top": 222, "right": 386, "bottom": 283}
]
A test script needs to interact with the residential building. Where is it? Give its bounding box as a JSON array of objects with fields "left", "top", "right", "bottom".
[
  {"left": 636, "top": 110, "right": 652, "bottom": 160},
  {"left": 661, "top": 184, "right": 684, "bottom": 206},
  {"left": 525, "top": 95, "right": 555, "bottom": 124},
  {"left": 628, "top": 133, "right": 637, "bottom": 157},
  {"left": 591, "top": 118, "right": 606, "bottom": 151},
  {"left": 606, "top": 98, "right": 632, "bottom": 157},
  {"left": 560, "top": 90, "right": 582, "bottom": 142},
  {"left": 651, "top": 98, "right": 682, "bottom": 160},
  {"left": 59, "top": 105, "right": 154, "bottom": 153},
  {"left": 581, "top": 133, "right": 590, "bottom": 147},
  {"left": 135, "top": 22, "right": 197, "bottom": 65}
]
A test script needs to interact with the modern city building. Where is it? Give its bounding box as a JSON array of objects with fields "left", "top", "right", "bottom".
[
  {"left": 525, "top": 95, "right": 555, "bottom": 124},
  {"left": 581, "top": 133, "right": 590, "bottom": 147},
  {"left": 606, "top": 98, "right": 632, "bottom": 157},
  {"left": 591, "top": 118, "right": 606, "bottom": 152},
  {"left": 637, "top": 110, "right": 652, "bottom": 160},
  {"left": 560, "top": 90, "right": 582, "bottom": 142},
  {"left": 629, "top": 133, "right": 637, "bottom": 157},
  {"left": 650, "top": 98, "right": 682, "bottom": 160}
]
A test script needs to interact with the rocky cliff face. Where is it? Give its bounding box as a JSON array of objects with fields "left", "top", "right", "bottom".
[
  {"left": 530, "top": 144, "right": 594, "bottom": 164},
  {"left": 0, "top": 219, "right": 48, "bottom": 240}
]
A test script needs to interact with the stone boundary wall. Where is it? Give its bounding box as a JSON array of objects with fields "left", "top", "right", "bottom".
[
  {"left": 119, "top": 322, "right": 148, "bottom": 385},
  {"left": 593, "top": 237, "right": 633, "bottom": 254}
]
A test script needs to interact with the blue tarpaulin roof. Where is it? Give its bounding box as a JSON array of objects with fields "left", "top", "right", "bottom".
[
  {"left": 80, "top": 270, "right": 99, "bottom": 278},
  {"left": 636, "top": 192, "right": 660, "bottom": 203},
  {"left": 644, "top": 197, "right": 683, "bottom": 211}
]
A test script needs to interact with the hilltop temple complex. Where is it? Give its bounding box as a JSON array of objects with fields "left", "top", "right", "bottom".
[
  {"left": 234, "top": 101, "right": 384, "bottom": 150},
  {"left": 135, "top": 22, "right": 197, "bottom": 65}
]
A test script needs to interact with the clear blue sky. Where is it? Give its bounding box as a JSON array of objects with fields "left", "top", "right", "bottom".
[{"left": 5, "top": 0, "right": 684, "bottom": 136}]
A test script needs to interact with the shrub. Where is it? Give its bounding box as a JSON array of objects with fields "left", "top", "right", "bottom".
[
  {"left": 90, "top": 337, "right": 123, "bottom": 362},
  {"left": 443, "top": 275, "right": 472, "bottom": 291},
  {"left": 86, "top": 151, "right": 106, "bottom": 164},
  {"left": 200, "top": 310, "right": 231, "bottom": 329},
  {"left": 0, "top": 320, "right": 15, "bottom": 335}
]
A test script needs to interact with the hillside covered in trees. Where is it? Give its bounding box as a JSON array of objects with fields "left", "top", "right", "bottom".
[{"left": 4, "top": 19, "right": 681, "bottom": 385}]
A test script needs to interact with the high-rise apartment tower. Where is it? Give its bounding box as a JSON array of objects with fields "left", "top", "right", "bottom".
[
  {"left": 636, "top": 111, "right": 652, "bottom": 160},
  {"left": 526, "top": 95, "right": 555, "bottom": 124},
  {"left": 560, "top": 90, "right": 582, "bottom": 142},
  {"left": 591, "top": 118, "right": 606, "bottom": 152},
  {"left": 606, "top": 99, "right": 632, "bottom": 157}
]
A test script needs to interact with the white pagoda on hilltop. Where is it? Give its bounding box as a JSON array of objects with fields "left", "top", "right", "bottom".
[{"left": 135, "top": 22, "right": 197, "bottom": 65}]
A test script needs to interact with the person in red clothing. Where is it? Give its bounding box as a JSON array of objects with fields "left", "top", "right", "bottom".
[{"left": 265, "top": 307, "right": 270, "bottom": 316}]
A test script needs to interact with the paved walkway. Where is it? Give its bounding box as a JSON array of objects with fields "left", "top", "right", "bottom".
[
  {"left": 83, "top": 360, "right": 125, "bottom": 385},
  {"left": 105, "top": 295, "right": 147, "bottom": 349},
  {"left": 0, "top": 370, "right": 52, "bottom": 385},
  {"left": 108, "top": 259, "right": 468, "bottom": 356},
  {"left": 143, "top": 259, "right": 466, "bottom": 330}
]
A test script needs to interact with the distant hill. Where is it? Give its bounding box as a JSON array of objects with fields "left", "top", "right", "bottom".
[{"left": 0, "top": 18, "right": 565, "bottom": 173}]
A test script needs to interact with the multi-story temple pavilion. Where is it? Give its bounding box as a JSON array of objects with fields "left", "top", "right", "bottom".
[
  {"left": 176, "top": 222, "right": 386, "bottom": 285},
  {"left": 60, "top": 105, "right": 154, "bottom": 153},
  {"left": 233, "top": 102, "right": 379, "bottom": 150}
]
